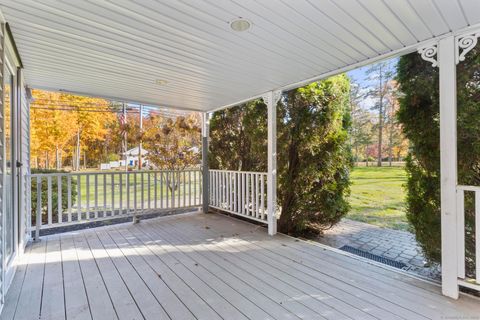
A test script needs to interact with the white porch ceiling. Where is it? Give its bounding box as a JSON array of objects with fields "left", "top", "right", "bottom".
[{"left": 1, "top": 0, "right": 480, "bottom": 112}]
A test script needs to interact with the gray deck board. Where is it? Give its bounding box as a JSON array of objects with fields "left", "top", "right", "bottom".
[{"left": 2, "top": 212, "right": 480, "bottom": 320}]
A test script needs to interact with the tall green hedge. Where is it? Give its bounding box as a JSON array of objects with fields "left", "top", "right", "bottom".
[
  {"left": 210, "top": 74, "right": 352, "bottom": 235},
  {"left": 31, "top": 169, "right": 77, "bottom": 225},
  {"left": 397, "top": 49, "right": 479, "bottom": 277}
]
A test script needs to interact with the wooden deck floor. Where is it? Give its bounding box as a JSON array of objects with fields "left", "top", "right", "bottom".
[{"left": 1, "top": 212, "right": 479, "bottom": 320}]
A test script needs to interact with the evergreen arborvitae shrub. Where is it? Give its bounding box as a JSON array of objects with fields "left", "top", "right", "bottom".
[
  {"left": 209, "top": 74, "right": 352, "bottom": 236},
  {"left": 397, "top": 49, "right": 479, "bottom": 277}
]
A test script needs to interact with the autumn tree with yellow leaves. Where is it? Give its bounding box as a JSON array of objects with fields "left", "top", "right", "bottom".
[
  {"left": 30, "top": 89, "right": 116, "bottom": 170},
  {"left": 30, "top": 89, "right": 202, "bottom": 172}
]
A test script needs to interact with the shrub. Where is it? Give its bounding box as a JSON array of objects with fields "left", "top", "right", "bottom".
[
  {"left": 30, "top": 168, "right": 77, "bottom": 225},
  {"left": 277, "top": 76, "right": 352, "bottom": 235},
  {"left": 397, "top": 49, "right": 479, "bottom": 277},
  {"left": 210, "top": 74, "right": 352, "bottom": 236}
]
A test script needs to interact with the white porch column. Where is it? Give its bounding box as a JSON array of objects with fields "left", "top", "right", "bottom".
[
  {"left": 439, "top": 36, "right": 459, "bottom": 299},
  {"left": 202, "top": 112, "right": 210, "bottom": 214},
  {"left": 419, "top": 35, "right": 460, "bottom": 298},
  {"left": 262, "top": 91, "right": 281, "bottom": 236}
]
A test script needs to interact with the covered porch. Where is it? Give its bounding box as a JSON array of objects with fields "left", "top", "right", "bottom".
[
  {"left": 0, "top": 1, "right": 479, "bottom": 318},
  {"left": 2, "top": 212, "right": 480, "bottom": 320}
]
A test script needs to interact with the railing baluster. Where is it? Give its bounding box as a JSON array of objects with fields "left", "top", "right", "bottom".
[
  {"left": 225, "top": 171, "right": 228, "bottom": 208},
  {"left": 119, "top": 173, "right": 123, "bottom": 215},
  {"left": 147, "top": 172, "right": 151, "bottom": 209},
  {"left": 476, "top": 191, "right": 480, "bottom": 285},
  {"left": 229, "top": 172, "right": 232, "bottom": 211},
  {"left": 260, "top": 174, "right": 265, "bottom": 220},
  {"left": 213, "top": 171, "right": 216, "bottom": 207},
  {"left": 208, "top": 171, "right": 211, "bottom": 206},
  {"left": 111, "top": 173, "right": 115, "bottom": 215},
  {"left": 103, "top": 173, "right": 107, "bottom": 217},
  {"left": 177, "top": 171, "right": 181, "bottom": 208},
  {"left": 57, "top": 175, "right": 62, "bottom": 224},
  {"left": 35, "top": 176, "right": 42, "bottom": 240},
  {"left": 172, "top": 171, "right": 176, "bottom": 208},
  {"left": 217, "top": 171, "right": 220, "bottom": 207},
  {"left": 247, "top": 173, "right": 251, "bottom": 215},
  {"left": 211, "top": 171, "right": 214, "bottom": 207},
  {"left": 77, "top": 174, "right": 82, "bottom": 221},
  {"left": 183, "top": 170, "right": 186, "bottom": 207},
  {"left": 250, "top": 173, "right": 255, "bottom": 217},
  {"left": 166, "top": 171, "right": 169, "bottom": 209},
  {"left": 231, "top": 172, "right": 234, "bottom": 211},
  {"left": 134, "top": 172, "right": 138, "bottom": 214},
  {"left": 226, "top": 172, "right": 229, "bottom": 210},
  {"left": 219, "top": 171, "right": 223, "bottom": 208},
  {"left": 234, "top": 172, "right": 237, "bottom": 213},
  {"left": 456, "top": 189, "right": 465, "bottom": 279},
  {"left": 160, "top": 171, "right": 164, "bottom": 209},
  {"left": 255, "top": 174, "right": 260, "bottom": 219},
  {"left": 126, "top": 172, "right": 130, "bottom": 214},
  {"left": 86, "top": 174, "right": 90, "bottom": 220},
  {"left": 225, "top": 171, "right": 228, "bottom": 209},
  {"left": 242, "top": 172, "right": 246, "bottom": 215},
  {"left": 47, "top": 176, "right": 53, "bottom": 225},
  {"left": 67, "top": 175, "right": 72, "bottom": 222},
  {"left": 94, "top": 173, "right": 98, "bottom": 219},
  {"left": 188, "top": 171, "right": 191, "bottom": 207},
  {"left": 141, "top": 172, "right": 145, "bottom": 211},
  {"left": 154, "top": 172, "right": 158, "bottom": 209}
]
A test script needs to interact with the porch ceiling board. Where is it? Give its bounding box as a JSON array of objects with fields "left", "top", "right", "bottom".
[{"left": 0, "top": 0, "right": 478, "bottom": 111}]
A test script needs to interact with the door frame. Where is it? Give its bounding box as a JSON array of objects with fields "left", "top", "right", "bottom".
[{"left": 2, "top": 28, "right": 22, "bottom": 295}]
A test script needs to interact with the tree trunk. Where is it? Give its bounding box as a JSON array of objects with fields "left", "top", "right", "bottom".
[
  {"left": 55, "top": 146, "right": 60, "bottom": 169},
  {"left": 377, "top": 67, "right": 383, "bottom": 167},
  {"left": 76, "top": 130, "right": 81, "bottom": 171},
  {"left": 365, "top": 149, "right": 369, "bottom": 167},
  {"left": 355, "top": 144, "right": 359, "bottom": 164},
  {"left": 278, "top": 139, "right": 300, "bottom": 234},
  {"left": 388, "top": 112, "right": 394, "bottom": 167},
  {"left": 278, "top": 102, "right": 301, "bottom": 234}
]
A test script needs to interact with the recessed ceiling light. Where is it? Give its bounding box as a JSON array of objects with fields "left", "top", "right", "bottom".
[
  {"left": 230, "top": 18, "right": 251, "bottom": 32},
  {"left": 155, "top": 79, "right": 168, "bottom": 85}
]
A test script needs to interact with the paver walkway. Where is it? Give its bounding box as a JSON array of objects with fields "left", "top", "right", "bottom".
[{"left": 317, "top": 218, "right": 441, "bottom": 280}]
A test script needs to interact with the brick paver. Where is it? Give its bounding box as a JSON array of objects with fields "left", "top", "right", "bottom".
[{"left": 317, "top": 218, "right": 441, "bottom": 280}]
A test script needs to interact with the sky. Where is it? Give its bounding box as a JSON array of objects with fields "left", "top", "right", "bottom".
[{"left": 346, "top": 57, "right": 398, "bottom": 110}]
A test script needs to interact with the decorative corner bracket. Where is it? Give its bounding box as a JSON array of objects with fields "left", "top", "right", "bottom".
[
  {"left": 418, "top": 44, "right": 438, "bottom": 68},
  {"left": 261, "top": 90, "right": 282, "bottom": 105},
  {"left": 455, "top": 33, "right": 480, "bottom": 64}
]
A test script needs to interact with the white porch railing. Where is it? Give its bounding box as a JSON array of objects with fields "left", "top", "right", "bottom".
[
  {"left": 209, "top": 169, "right": 267, "bottom": 223},
  {"left": 456, "top": 185, "right": 480, "bottom": 291},
  {"left": 28, "top": 169, "right": 202, "bottom": 238}
]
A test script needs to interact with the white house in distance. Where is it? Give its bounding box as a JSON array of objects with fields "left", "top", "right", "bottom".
[
  {"left": 99, "top": 147, "right": 150, "bottom": 170},
  {"left": 0, "top": 1, "right": 479, "bottom": 318},
  {"left": 124, "top": 146, "right": 149, "bottom": 168}
]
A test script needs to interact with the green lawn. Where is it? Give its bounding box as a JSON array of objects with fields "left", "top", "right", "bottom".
[{"left": 347, "top": 166, "right": 409, "bottom": 231}]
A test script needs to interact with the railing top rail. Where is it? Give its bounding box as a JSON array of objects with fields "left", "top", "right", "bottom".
[
  {"left": 209, "top": 169, "right": 267, "bottom": 175},
  {"left": 457, "top": 185, "right": 480, "bottom": 192},
  {"left": 28, "top": 168, "right": 202, "bottom": 178}
]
